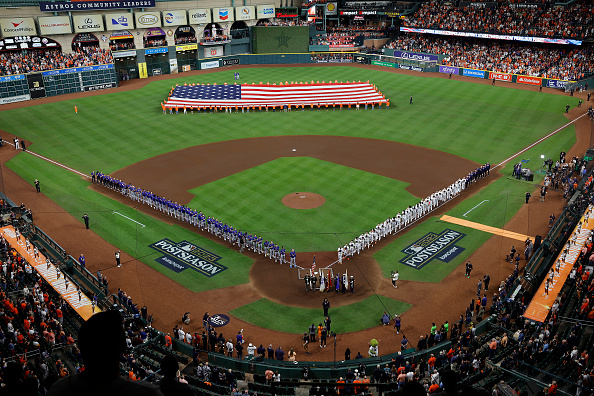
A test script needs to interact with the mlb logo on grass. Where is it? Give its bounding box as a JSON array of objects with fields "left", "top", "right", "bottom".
[
  {"left": 149, "top": 238, "right": 227, "bottom": 277},
  {"left": 399, "top": 229, "right": 465, "bottom": 269}
]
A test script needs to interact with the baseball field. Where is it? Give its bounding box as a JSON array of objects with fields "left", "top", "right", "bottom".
[{"left": 0, "top": 64, "right": 584, "bottom": 359}]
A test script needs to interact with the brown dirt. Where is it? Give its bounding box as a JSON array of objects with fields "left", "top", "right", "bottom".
[
  {"left": 0, "top": 63, "right": 591, "bottom": 361},
  {"left": 282, "top": 192, "right": 325, "bottom": 209}
]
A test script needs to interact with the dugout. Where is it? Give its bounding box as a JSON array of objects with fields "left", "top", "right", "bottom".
[
  {"left": 144, "top": 47, "right": 170, "bottom": 77},
  {"left": 112, "top": 50, "right": 138, "bottom": 81}
]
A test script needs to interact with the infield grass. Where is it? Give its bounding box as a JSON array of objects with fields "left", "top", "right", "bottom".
[
  {"left": 187, "top": 157, "right": 419, "bottom": 251},
  {"left": 230, "top": 296, "right": 412, "bottom": 334}
]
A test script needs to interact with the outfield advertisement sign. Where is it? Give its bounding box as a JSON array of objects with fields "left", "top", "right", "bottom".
[
  {"left": 517, "top": 75, "right": 542, "bottom": 86},
  {"left": 547, "top": 79, "right": 570, "bottom": 89},
  {"left": 399, "top": 229, "right": 466, "bottom": 269},
  {"left": 200, "top": 60, "right": 220, "bottom": 70},
  {"left": 42, "top": 63, "right": 114, "bottom": 76},
  {"left": 83, "top": 82, "right": 117, "bottom": 91},
  {"left": 463, "top": 68, "right": 485, "bottom": 78},
  {"left": 0, "top": 94, "right": 31, "bottom": 105},
  {"left": 0, "top": 18, "right": 36, "bottom": 37},
  {"left": 149, "top": 239, "right": 227, "bottom": 277},
  {"left": 439, "top": 65, "right": 459, "bottom": 74},
  {"left": 489, "top": 71, "right": 512, "bottom": 82},
  {"left": 393, "top": 50, "right": 438, "bottom": 62},
  {"left": 27, "top": 73, "right": 46, "bottom": 99},
  {"left": 399, "top": 65, "right": 423, "bottom": 72},
  {"left": 372, "top": 60, "right": 396, "bottom": 68},
  {"left": 0, "top": 74, "right": 25, "bottom": 83}
]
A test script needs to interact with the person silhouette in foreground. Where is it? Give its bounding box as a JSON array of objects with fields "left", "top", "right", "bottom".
[
  {"left": 157, "top": 354, "right": 194, "bottom": 396},
  {"left": 48, "top": 310, "right": 163, "bottom": 396}
]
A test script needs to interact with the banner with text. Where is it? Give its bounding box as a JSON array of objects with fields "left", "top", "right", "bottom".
[
  {"left": 73, "top": 14, "right": 105, "bottom": 33},
  {"left": 439, "top": 65, "right": 459, "bottom": 74},
  {"left": 40, "top": 0, "right": 155, "bottom": 12},
  {"left": 517, "top": 75, "right": 542, "bottom": 86},
  {"left": 256, "top": 4, "right": 275, "bottom": 19},
  {"left": 204, "top": 46, "right": 223, "bottom": 58},
  {"left": 163, "top": 10, "right": 187, "bottom": 27},
  {"left": 393, "top": 50, "right": 438, "bottom": 62},
  {"left": 1, "top": 18, "right": 37, "bottom": 37},
  {"left": 489, "top": 71, "right": 512, "bottom": 82},
  {"left": 188, "top": 9, "right": 211, "bottom": 24},
  {"left": 463, "top": 68, "right": 485, "bottom": 78}
]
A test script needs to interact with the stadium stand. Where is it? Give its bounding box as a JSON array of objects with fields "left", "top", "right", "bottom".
[
  {"left": 0, "top": 48, "right": 113, "bottom": 77},
  {"left": 385, "top": 34, "right": 594, "bottom": 81},
  {"left": 404, "top": 0, "right": 594, "bottom": 39}
]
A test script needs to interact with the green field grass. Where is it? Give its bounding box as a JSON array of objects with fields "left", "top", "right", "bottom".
[
  {"left": 7, "top": 154, "right": 253, "bottom": 292},
  {"left": 230, "top": 296, "right": 412, "bottom": 334},
  {"left": 187, "top": 157, "right": 419, "bottom": 251},
  {"left": 373, "top": 119, "right": 576, "bottom": 282},
  {"left": 0, "top": 66, "right": 580, "bottom": 325}
]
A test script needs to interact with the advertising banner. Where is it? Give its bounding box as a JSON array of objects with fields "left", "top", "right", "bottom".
[
  {"left": 439, "top": 65, "right": 459, "bottom": 74},
  {"left": 42, "top": 64, "right": 113, "bottom": 76},
  {"left": 371, "top": 60, "right": 396, "bottom": 68},
  {"left": 135, "top": 11, "right": 161, "bottom": 28},
  {"left": 204, "top": 45, "right": 223, "bottom": 58},
  {"left": 169, "top": 58, "right": 178, "bottom": 74},
  {"left": 40, "top": 0, "right": 155, "bottom": 12},
  {"left": 162, "top": 10, "right": 187, "bottom": 27},
  {"left": 489, "top": 71, "right": 512, "bottom": 82},
  {"left": 1, "top": 18, "right": 37, "bottom": 37},
  {"left": 222, "top": 58, "right": 239, "bottom": 66},
  {"left": 38, "top": 16, "right": 72, "bottom": 35},
  {"left": 2, "top": 226, "right": 97, "bottom": 321},
  {"left": 112, "top": 50, "right": 137, "bottom": 58},
  {"left": 0, "top": 74, "right": 25, "bottom": 83},
  {"left": 83, "top": 82, "right": 117, "bottom": 91},
  {"left": 0, "top": 94, "right": 31, "bottom": 105},
  {"left": 398, "top": 64, "right": 423, "bottom": 72},
  {"left": 393, "top": 50, "right": 438, "bottom": 62},
  {"left": 326, "top": 2, "right": 337, "bottom": 15},
  {"left": 354, "top": 55, "right": 368, "bottom": 64},
  {"left": 547, "top": 79, "right": 569, "bottom": 89},
  {"left": 105, "top": 13, "right": 133, "bottom": 30},
  {"left": 235, "top": 6, "right": 256, "bottom": 21},
  {"left": 176, "top": 44, "right": 198, "bottom": 51},
  {"left": 213, "top": 8, "right": 234, "bottom": 23},
  {"left": 145, "top": 47, "right": 168, "bottom": 55},
  {"left": 27, "top": 73, "right": 46, "bottom": 99},
  {"left": 517, "top": 75, "right": 542, "bottom": 86},
  {"left": 73, "top": 14, "right": 105, "bottom": 33},
  {"left": 200, "top": 60, "right": 219, "bottom": 70},
  {"left": 256, "top": 5, "right": 275, "bottom": 19},
  {"left": 463, "top": 68, "right": 485, "bottom": 78},
  {"left": 188, "top": 9, "right": 211, "bottom": 24},
  {"left": 400, "top": 26, "right": 582, "bottom": 46},
  {"left": 138, "top": 62, "right": 148, "bottom": 78}
]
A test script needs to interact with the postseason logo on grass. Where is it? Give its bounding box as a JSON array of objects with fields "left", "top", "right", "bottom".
[
  {"left": 399, "top": 229, "right": 465, "bottom": 269},
  {"left": 149, "top": 239, "right": 227, "bottom": 277}
]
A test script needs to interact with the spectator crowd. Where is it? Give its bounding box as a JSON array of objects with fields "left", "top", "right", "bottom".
[{"left": 0, "top": 47, "right": 113, "bottom": 76}]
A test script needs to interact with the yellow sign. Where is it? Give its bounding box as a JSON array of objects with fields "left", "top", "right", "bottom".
[
  {"left": 1, "top": 226, "right": 98, "bottom": 320},
  {"left": 138, "top": 62, "right": 148, "bottom": 79},
  {"left": 176, "top": 44, "right": 198, "bottom": 52},
  {"left": 385, "top": 12, "right": 400, "bottom": 18}
]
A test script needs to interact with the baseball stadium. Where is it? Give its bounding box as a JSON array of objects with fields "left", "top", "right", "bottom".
[{"left": 0, "top": 0, "right": 593, "bottom": 395}]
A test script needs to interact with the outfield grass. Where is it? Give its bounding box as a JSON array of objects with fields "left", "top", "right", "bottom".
[
  {"left": 6, "top": 153, "right": 253, "bottom": 292},
  {"left": 0, "top": 67, "right": 577, "bottom": 175},
  {"left": 230, "top": 296, "right": 412, "bottom": 334},
  {"left": 187, "top": 157, "right": 419, "bottom": 251}
]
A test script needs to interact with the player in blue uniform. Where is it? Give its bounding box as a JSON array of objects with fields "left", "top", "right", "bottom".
[{"left": 290, "top": 249, "right": 296, "bottom": 268}]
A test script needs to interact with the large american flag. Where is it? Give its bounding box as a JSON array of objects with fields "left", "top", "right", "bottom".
[{"left": 164, "top": 82, "right": 387, "bottom": 108}]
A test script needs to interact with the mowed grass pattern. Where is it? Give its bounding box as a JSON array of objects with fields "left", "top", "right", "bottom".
[
  {"left": 230, "top": 296, "right": 412, "bottom": 334},
  {"left": 0, "top": 67, "right": 577, "bottom": 176},
  {"left": 187, "top": 157, "right": 418, "bottom": 251}
]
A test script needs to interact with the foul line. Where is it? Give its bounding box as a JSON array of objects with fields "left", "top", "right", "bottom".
[
  {"left": 494, "top": 113, "right": 587, "bottom": 169},
  {"left": 440, "top": 215, "right": 533, "bottom": 242},
  {"left": 2, "top": 141, "right": 89, "bottom": 178},
  {"left": 462, "top": 200, "right": 489, "bottom": 217},
  {"left": 113, "top": 211, "right": 145, "bottom": 228}
]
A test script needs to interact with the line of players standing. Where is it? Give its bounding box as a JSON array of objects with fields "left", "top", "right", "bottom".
[
  {"left": 91, "top": 171, "right": 297, "bottom": 266},
  {"left": 337, "top": 164, "right": 490, "bottom": 262},
  {"left": 304, "top": 272, "right": 354, "bottom": 293}
]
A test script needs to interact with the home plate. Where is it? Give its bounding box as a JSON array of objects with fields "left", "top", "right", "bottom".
[{"left": 301, "top": 196, "right": 306, "bottom": 198}]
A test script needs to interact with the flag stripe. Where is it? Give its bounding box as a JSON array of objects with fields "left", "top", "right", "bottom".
[{"left": 164, "top": 82, "right": 387, "bottom": 108}]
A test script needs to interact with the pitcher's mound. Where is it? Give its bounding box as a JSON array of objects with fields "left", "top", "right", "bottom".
[{"left": 282, "top": 192, "right": 325, "bottom": 209}]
